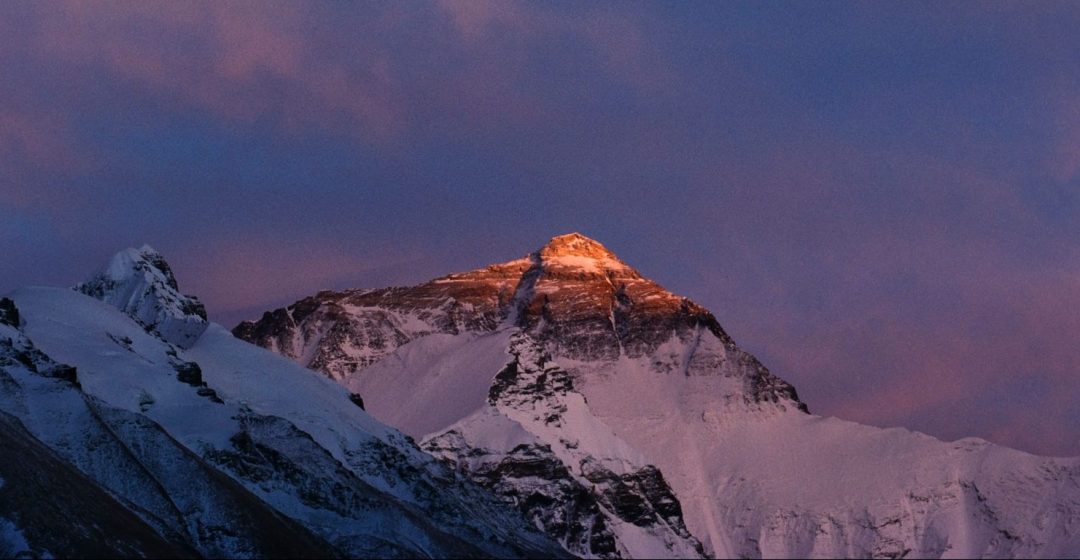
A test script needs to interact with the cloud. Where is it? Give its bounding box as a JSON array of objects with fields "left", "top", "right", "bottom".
[
  {"left": 33, "top": 2, "right": 405, "bottom": 140},
  {"left": 0, "top": 112, "right": 71, "bottom": 166},
  {"left": 728, "top": 226, "right": 1080, "bottom": 455},
  {"left": 12, "top": 1, "right": 674, "bottom": 148},
  {"left": 664, "top": 129, "right": 1080, "bottom": 455},
  {"left": 0, "top": 109, "right": 98, "bottom": 212}
]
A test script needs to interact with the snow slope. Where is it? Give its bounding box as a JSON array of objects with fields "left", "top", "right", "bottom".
[
  {"left": 0, "top": 308, "right": 319, "bottom": 558},
  {"left": 570, "top": 353, "right": 1080, "bottom": 558},
  {"left": 346, "top": 330, "right": 515, "bottom": 437},
  {"left": 0, "top": 409, "right": 193, "bottom": 559},
  {"left": 242, "top": 233, "right": 1080, "bottom": 559},
  {"left": 0, "top": 248, "right": 567, "bottom": 558}
]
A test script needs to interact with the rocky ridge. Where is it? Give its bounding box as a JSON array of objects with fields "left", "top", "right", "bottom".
[
  {"left": 239, "top": 233, "right": 1080, "bottom": 559},
  {"left": 76, "top": 245, "right": 209, "bottom": 348},
  {"left": 235, "top": 233, "right": 802, "bottom": 413}
]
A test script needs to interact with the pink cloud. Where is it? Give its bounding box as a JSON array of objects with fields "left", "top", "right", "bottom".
[
  {"left": 22, "top": 1, "right": 676, "bottom": 146},
  {"left": 34, "top": 2, "right": 406, "bottom": 141},
  {"left": 436, "top": 0, "right": 529, "bottom": 41},
  {"left": 766, "top": 234, "right": 1080, "bottom": 454},
  {"left": 0, "top": 112, "right": 72, "bottom": 167},
  {"left": 0, "top": 0, "right": 694, "bottom": 172}
]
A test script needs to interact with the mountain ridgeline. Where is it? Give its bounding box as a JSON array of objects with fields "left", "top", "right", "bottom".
[
  {"left": 235, "top": 233, "right": 1080, "bottom": 559},
  {"left": 1, "top": 235, "right": 1078, "bottom": 559}
]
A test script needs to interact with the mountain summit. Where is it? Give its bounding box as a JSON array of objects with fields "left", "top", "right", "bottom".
[
  {"left": 235, "top": 233, "right": 803, "bottom": 414},
  {"left": 536, "top": 232, "right": 627, "bottom": 265},
  {"left": 1, "top": 240, "right": 1078, "bottom": 558},
  {"left": 75, "top": 245, "right": 208, "bottom": 348},
  {"left": 237, "top": 234, "right": 1080, "bottom": 559}
]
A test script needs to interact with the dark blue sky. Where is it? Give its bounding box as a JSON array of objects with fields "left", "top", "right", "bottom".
[{"left": 2, "top": 1, "right": 1079, "bottom": 455}]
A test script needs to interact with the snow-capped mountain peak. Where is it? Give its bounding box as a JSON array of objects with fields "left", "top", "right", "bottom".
[
  {"left": 234, "top": 233, "right": 803, "bottom": 414},
  {"left": 232, "top": 234, "right": 815, "bottom": 557},
  {"left": 237, "top": 233, "right": 1080, "bottom": 559},
  {"left": 74, "top": 245, "right": 207, "bottom": 349},
  {"left": 541, "top": 232, "right": 614, "bottom": 257},
  {"left": 533, "top": 232, "right": 632, "bottom": 274},
  {"left": 101, "top": 245, "right": 183, "bottom": 291},
  {"left": 5, "top": 237, "right": 1079, "bottom": 558}
]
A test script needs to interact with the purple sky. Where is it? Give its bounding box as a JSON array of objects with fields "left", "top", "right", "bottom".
[{"left": 2, "top": 1, "right": 1079, "bottom": 456}]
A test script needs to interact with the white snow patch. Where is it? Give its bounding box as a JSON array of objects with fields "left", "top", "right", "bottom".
[
  {"left": 12, "top": 287, "right": 237, "bottom": 449},
  {"left": 541, "top": 255, "right": 628, "bottom": 274},
  {"left": 349, "top": 330, "right": 515, "bottom": 438},
  {"left": 12, "top": 287, "right": 404, "bottom": 487},
  {"left": 430, "top": 406, "right": 538, "bottom": 454},
  {"left": 188, "top": 324, "right": 398, "bottom": 451},
  {"left": 569, "top": 345, "right": 1080, "bottom": 558},
  {"left": 76, "top": 246, "right": 207, "bottom": 348}
]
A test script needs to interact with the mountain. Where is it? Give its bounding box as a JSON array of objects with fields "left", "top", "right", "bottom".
[
  {"left": 237, "top": 233, "right": 1080, "bottom": 559},
  {"left": 0, "top": 408, "right": 196, "bottom": 559},
  {"left": 0, "top": 246, "right": 565, "bottom": 558}
]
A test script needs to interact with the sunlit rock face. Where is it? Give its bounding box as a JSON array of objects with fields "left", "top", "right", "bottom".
[
  {"left": 235, "top": 233, "right": 803, "bottom": 412},
  {"left": 232, "top": 255, "right": 528, "bottom": 381}
]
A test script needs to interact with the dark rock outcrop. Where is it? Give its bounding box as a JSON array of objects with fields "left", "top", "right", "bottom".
[{"left": 0, "top": 298, "right": 19, "bottom": 328}]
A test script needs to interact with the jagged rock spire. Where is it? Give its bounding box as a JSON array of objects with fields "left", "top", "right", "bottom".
[{"left": 75, "top": 245, "right": 208, "bottom": 348}]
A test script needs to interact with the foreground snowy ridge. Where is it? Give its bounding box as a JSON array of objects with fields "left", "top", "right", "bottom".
[
  {"left": 238, "top": 233, "right": 1080, "bottom": 559},
  {"left": 0, "top": 247, "right": 566, "bottom": 558}
]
